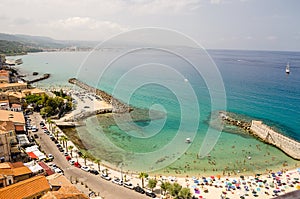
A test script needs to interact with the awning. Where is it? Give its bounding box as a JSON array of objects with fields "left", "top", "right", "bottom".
[
  {"left": 27, "top": 152, "right": 38, "bottom": 159},
  {"left": 15, "top": 125, "right": 25, "bottom": 131}
]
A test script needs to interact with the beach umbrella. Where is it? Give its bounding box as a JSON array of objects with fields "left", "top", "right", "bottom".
[
  {"left": 297, "top": 168, "right": 300, "bottom": 173},
  {"left": 296, "top": 185, "right": 300, "bottom": 190}
]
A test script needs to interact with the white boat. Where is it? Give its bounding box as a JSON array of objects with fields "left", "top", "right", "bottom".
[
  {"left": 185, "top": 138, "right": 191, "bottom": 143},
  {"left": 286, "top": 63, "right": 290, "bottom": 74}
]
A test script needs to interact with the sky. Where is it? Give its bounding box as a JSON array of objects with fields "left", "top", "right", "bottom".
[{"left": 0, "top": 0, "right": 299, "bottom": 51}]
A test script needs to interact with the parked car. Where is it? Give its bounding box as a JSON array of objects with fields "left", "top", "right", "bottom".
[
  {"left": 69, "top": 160, "right": 75, "bottom": 165},
  {"left": 48, "top": 154, "right": 54, "bottom": 160},
  {"left": 66, "top": 156, "right": 71, "bottom": 161},
  {"left": 31, "top": 126, "right": 38, "bottom": 132},
  {"left": 123, "top": 182, "right": 134, "bottom": 189},
  {"left": 74, "top": 162, "right": 81, "bottom": 168},
  {"left": 134, "top": 186, "right": 145, "bottom": 194},
  {"left": 112, "top": 178, "right": 123, "bottom": 186},
  {"left": 146, "top": 191, "right": 157, "bottom": 198},
  {"left": 64, "top": 152, "right": 69, "bottom": 156},
  {"left": 81, "top": 166, "right": 90, "bottom": 172},
  {"left": 89, "top": 169, "right": 99, "bottom": 175},
  {"left": 54, "top": 168, "right": 63, "bottom": 174},
  {"left": 101, "top": 173, "right": 111, "bottom": 181}
]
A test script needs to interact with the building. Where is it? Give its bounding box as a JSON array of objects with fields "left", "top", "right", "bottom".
[
  {"left": 42, "top": 174, "right": 88, "bottom": 199},
  {"left": 22, "top": 88, "right": 46, "bottom": 96},
  {"left": 0, "top": 175, "right": 50, "bottom": 199},
  {"left": 0, "top": 82, "right": 27, "bottom": 92},
  {"left": 0, "top": 121, "right": 17, "bottom": 162},
  {"left": 0, "top": 70, "right": 10, "bottom": 84},
  {"left": 0, "top": 162, "right": 32, "bottom": 188},
  {"left": 0, "top": 110, "right": 25, "bottom": 134}
]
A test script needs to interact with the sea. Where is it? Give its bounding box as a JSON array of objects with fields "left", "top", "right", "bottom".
[{"left": 12, "top": 48, "right": 300, "bottom": 176}]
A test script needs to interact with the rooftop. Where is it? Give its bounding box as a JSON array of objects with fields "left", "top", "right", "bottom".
[
  {"left": 0, "top": 121, "right": 15, "bottom": 133},
  {"left": 0, "top": 110, "right": 25, "bottom": 124},
  {"left": 0, "top": 176, "right": 50, "bottom": 199},
  {"left": 0, "top": 162, "right": 32, "bottom": 176}
]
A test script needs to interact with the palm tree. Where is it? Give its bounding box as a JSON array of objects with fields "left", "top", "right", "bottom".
[
  {"left": 170, "top": 183, "right": 182, "bottom": 198},
  {"left": 94, "top": 159, "right": 101, "bottom": 171},
  {"left": 81, "top": 151, "right": 88, "bottom": 165},
  {"left": 148, "top": 178, "right": 157, "bottom": 192},
  {"left": 139, "top": 172, "right": 148, "bottom": 188},
  {"left": 160, "top": 181, "right": 171, "bottom": 196},
  {"left": 54, "top": 130, "right": 59, "bottom": 141},
  {"left": 60, "top": 135, "right": 68, "bottom": 151},
  {"left": 46, "top": 118, "right": 54, "bottom": 132},
  {"left": 68, "top": 146, "right": 74, "bottom": 157},
  {"left": 179, "top": 187, "right": 191, "bottom": 199}
]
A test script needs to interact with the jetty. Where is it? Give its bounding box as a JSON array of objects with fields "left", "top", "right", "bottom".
[
  {"left": 68, "top": 78, "right": 132, "bottom": 113},
  {"left": 20, "top": 73, "right": 50, "bottom": 84},
  {"left": 250, "top": 120, "right": 300, "bottom": 160}
]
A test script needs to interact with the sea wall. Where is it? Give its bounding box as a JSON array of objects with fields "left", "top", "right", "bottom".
[
  {"left": 68, "top": 78, "right": 132, "bottom": 113},
  {"left": 250, "top": 120, "right": 300, "bottom": 160}
]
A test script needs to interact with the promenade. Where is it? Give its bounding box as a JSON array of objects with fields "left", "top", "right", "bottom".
[{"left": 250, "top": 120, "right": 300, "bottom": 160}]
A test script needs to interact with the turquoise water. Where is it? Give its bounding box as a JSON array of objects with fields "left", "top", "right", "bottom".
[{"left": 14, "top": 49, "right": 300, "bottom": 175}]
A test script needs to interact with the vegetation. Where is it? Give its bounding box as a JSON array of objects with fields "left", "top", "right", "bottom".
[
  {"left": 25, "top": 92, "right": 72, "bottom": 118},
  {"left": 147, "top": 178, "right": 157, "bottom": 192},
  {"left": 159, "top": 182, "right": 191, "bottom": 199},
  {"left": 138, "top": 172, "right": 149, "bottom": 188},
  {"left": 68, "top": 145, "right": 74, "bottom": 157},
  {"left": 94, "top": 159, "right": 101, "bottom": 171},
  {"left": 0, "top": 40, "right": 42, "bottom": 55}
]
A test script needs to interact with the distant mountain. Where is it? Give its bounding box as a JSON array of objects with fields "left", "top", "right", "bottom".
[
  {"left": 0, "top": 40, "right": 42, "bottom": 55},
  {"left": 0, "top": 33, "right": 99, "bottom": 49}
]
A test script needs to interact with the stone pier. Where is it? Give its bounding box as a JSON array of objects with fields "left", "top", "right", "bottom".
[{"left": 250, "top": 120, "right": 300, "bottom": 160}]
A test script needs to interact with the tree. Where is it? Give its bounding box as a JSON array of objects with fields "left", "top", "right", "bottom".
[
  {"left": 170, "top": 183, "right": 182, "bottom": 198},
  {"left": 148, "top": 178, "right": 157, "bottom": 192},
  {"left": 139, "top": 172, "right": 148, "bottom": 188},
  {"left": 179, "top": 187, "right": 191, "bottom": 199},
  {"left": 60, "top": 135, "right": 68, "bottom": 150},
  {"left": 54, "top": 130, "right": 59, "bottom": 141},
  {"left": 46, "top": 118, "right": 54, "bottom": 132},
  {"left": 94, "top": 159, "right": 101, "bottom": 171},
  {"left": 81, "top": 150, "right": 88, "bottom": 165},
  {"left": 160, "top": 181, "right": 171, "bottom": 196},
  {"left": 68, "top": 145, "right": 74, "bottom": 157}
]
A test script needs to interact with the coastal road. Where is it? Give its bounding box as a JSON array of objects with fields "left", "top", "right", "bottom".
[{"left": 31, "top": 112, "right": 150, "bottom": 199}]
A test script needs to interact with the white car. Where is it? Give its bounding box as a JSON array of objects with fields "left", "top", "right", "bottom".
[
  {"left": 112, "top": 178, "right": 123, "bottom": 186},
  {"left": 81, "top": 166, "right": 90, "bottom": 172},
  {"left": 69, "top": 160, "right": 75, "bottom": 165},
  {"left": 48, "top": 154, "right": 54, "bottom": 160},
  {"left": 101, "top": 173, "right": 111, "bottom": 181},
  {"left": 54, "top": 168, "right": 63, "bottom": 173},
  {"left": 123, "top": 182, "right": 134, "bottom": 189}
]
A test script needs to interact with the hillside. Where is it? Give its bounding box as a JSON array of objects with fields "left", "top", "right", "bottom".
[{"left": 0, "top": 40, "right": 42, "bottom": 55}]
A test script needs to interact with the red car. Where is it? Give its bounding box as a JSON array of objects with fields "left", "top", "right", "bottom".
[
  {"left": 74, "top": 162, "right": 81, "bottom": 168},
  {"left": 66, "top": 156, "right": 71, "bottom": 161}
]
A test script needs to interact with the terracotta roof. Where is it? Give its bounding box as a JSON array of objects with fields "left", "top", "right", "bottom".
[
  {"left": 0, "top": 110, "right": 25, "bottom": 124},
  {"left": 0, "top": 82, "right": 27, "bottom": 88},
  {"left": 41, "top": 192, "right": 89, "bottom": 199},
  {"left": 0, "top": 162, "right": 32, "bottom": 176},
  {"left": 22, "top": 88, "right": 45, "bottom": 95},
  {"left": 0, "top": 121, "right": 15, "bottom": 132},
  {"left": 43, "top": 174, "right": 88, "bottom": 199},
  {"left": 7, "top": 91, "right": 26, "bottom": 99},
  {"left": 0, "top": 176, "right": 50, "bottom": 199}
]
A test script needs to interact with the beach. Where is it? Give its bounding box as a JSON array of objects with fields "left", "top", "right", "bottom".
[{"left": 14, "top": 50, "right": 300, "bottom": 198}]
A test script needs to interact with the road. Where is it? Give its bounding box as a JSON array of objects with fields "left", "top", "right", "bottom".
[{"left": 30, "top": 112, "right": 150, "bottom": 199}]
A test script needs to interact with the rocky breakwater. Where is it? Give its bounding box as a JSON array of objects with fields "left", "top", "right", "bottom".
[
  {"left": 250, "top": 120, "right": 300, "bottom": 160},
  {"left": 68, "top": 78, "right": 133, "bottom": 113}
]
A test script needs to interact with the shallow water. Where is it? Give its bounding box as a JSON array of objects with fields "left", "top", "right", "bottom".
[{"left": 14, "top": 49, "right": 300, "bottom": 176}]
